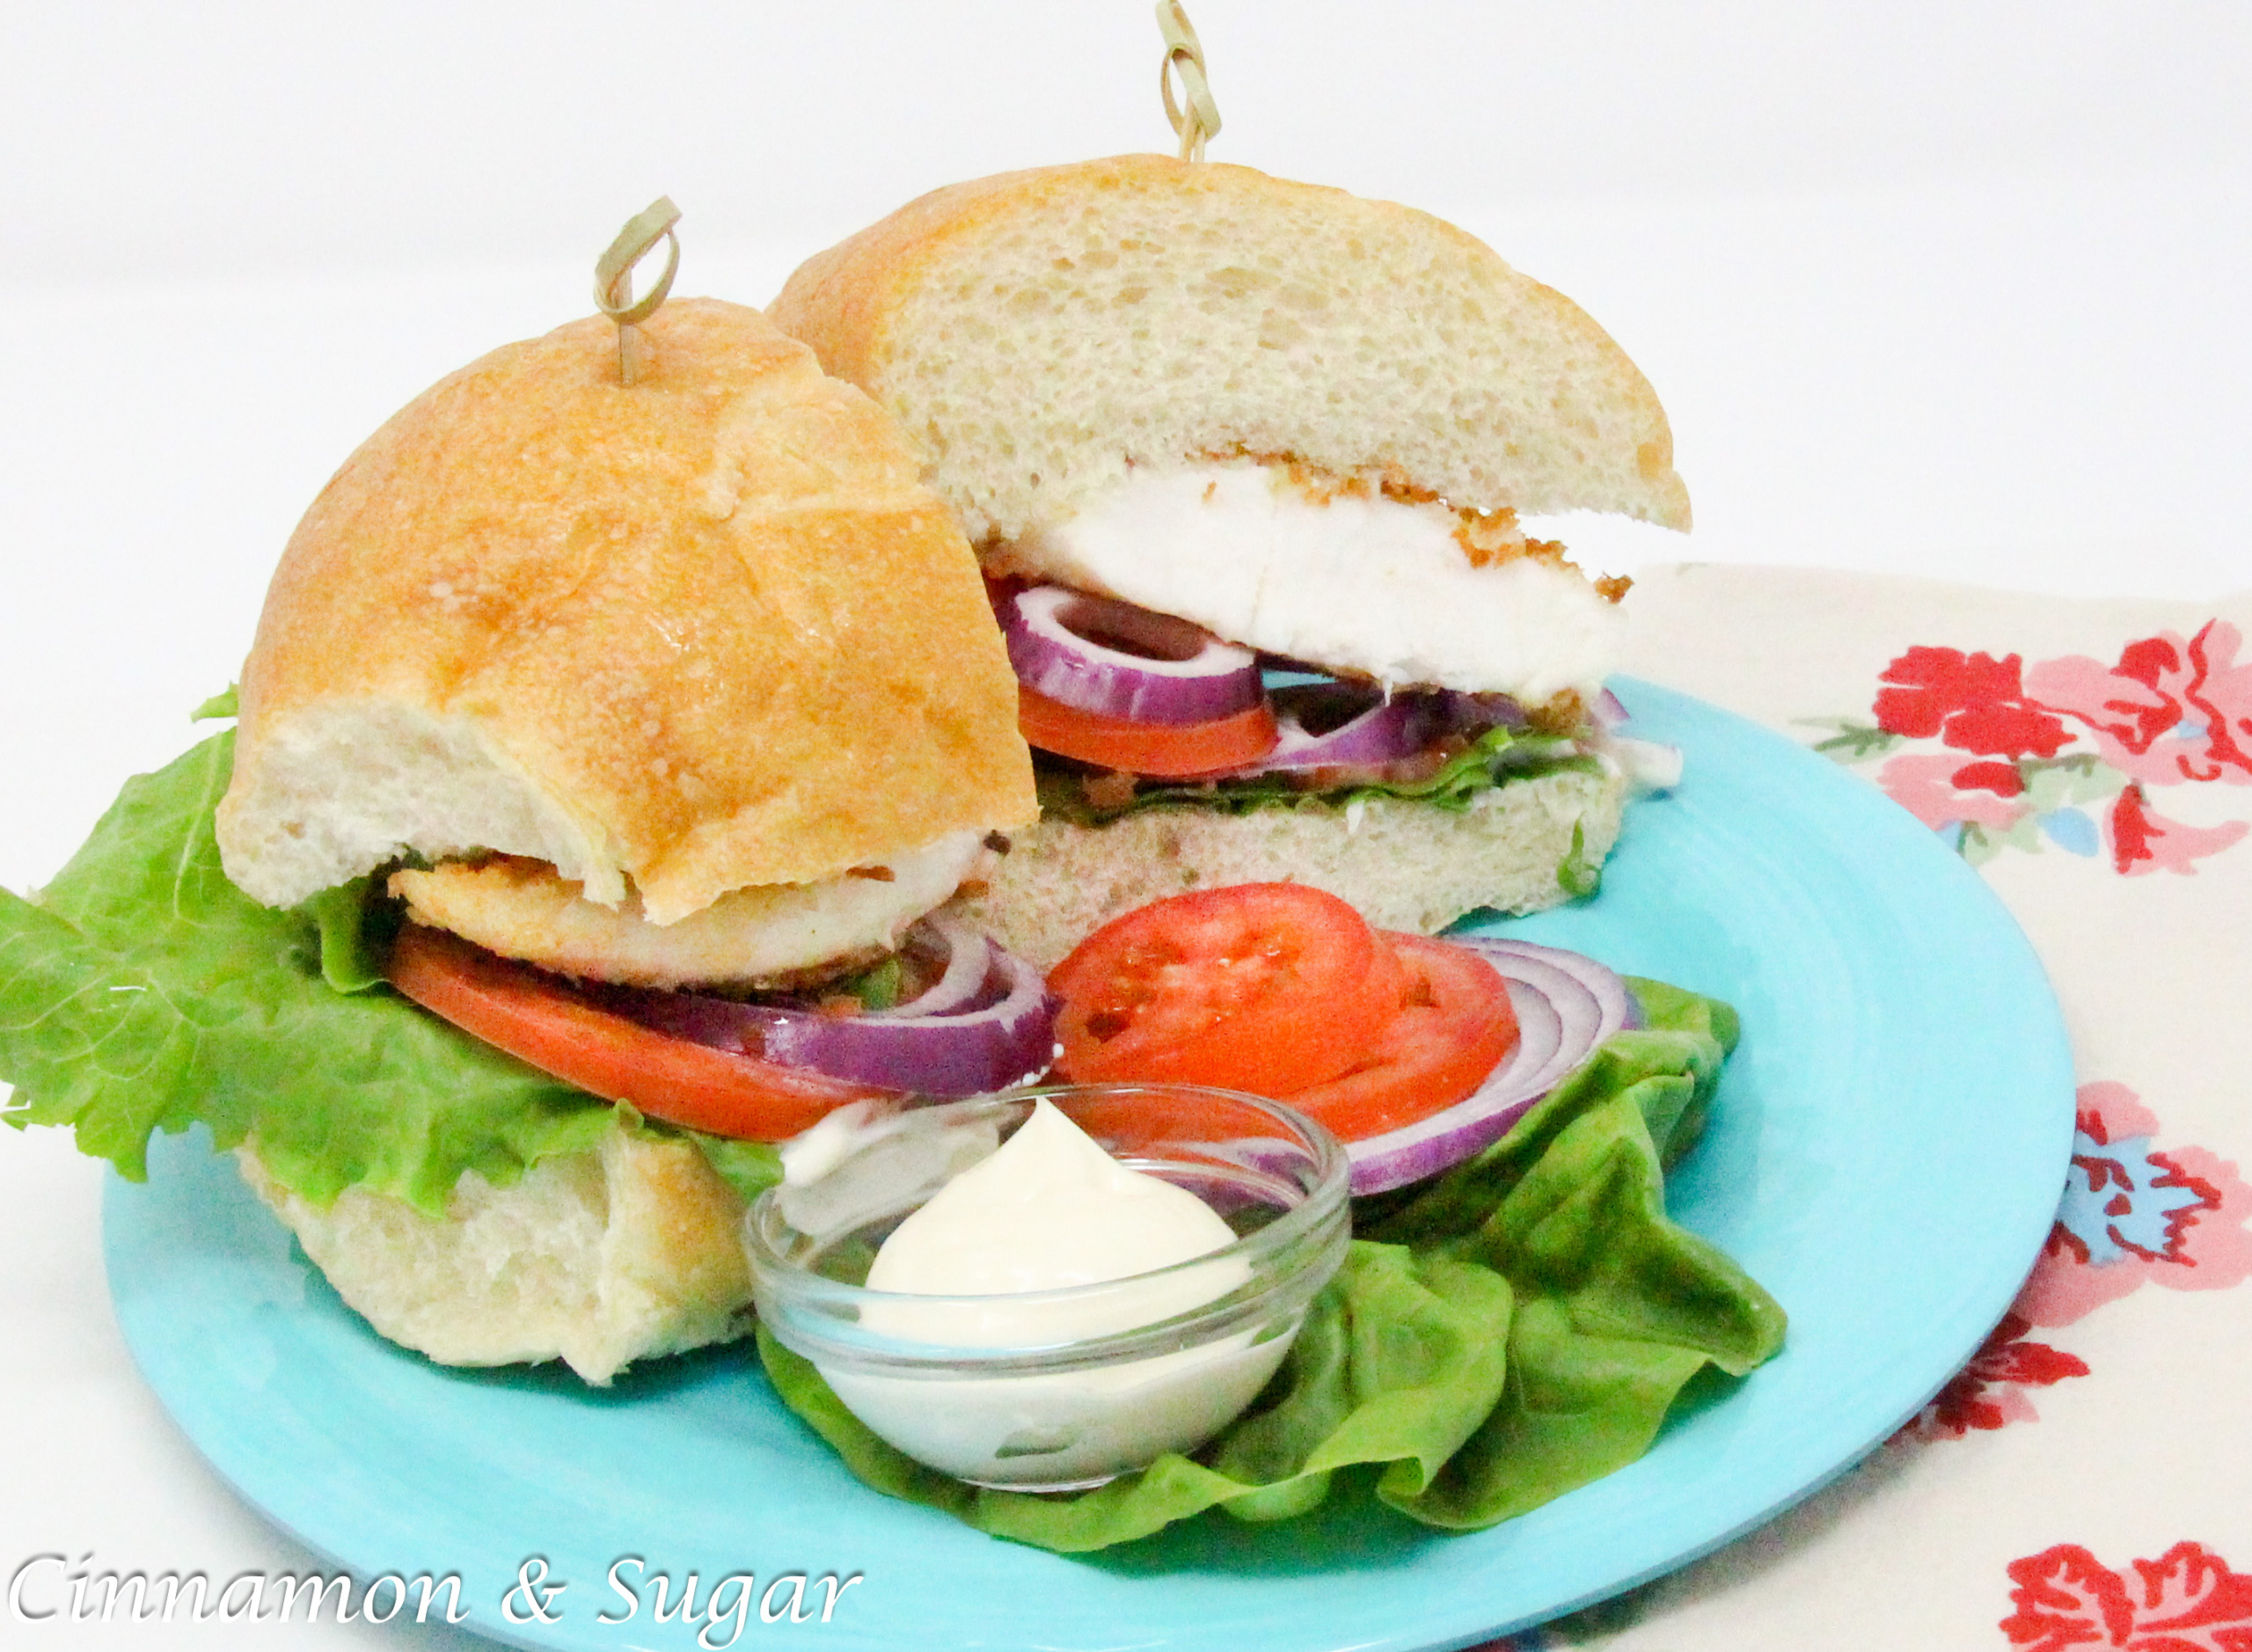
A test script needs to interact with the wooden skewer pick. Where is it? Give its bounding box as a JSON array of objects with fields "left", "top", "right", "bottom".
[
  {"left": 595, "top": 196, "right": 683, "bottom": 385},
  {"left": 1157, "top": 1, "right": 1222, "bottom": 163}
]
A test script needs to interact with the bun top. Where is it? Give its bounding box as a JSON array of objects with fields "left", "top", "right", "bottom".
[
  {"left": 216, "top": 297, "right": 1036, "bottom": 925},
  {"left": 766, "top": 153, "right": 1690, "bottom": 547}
]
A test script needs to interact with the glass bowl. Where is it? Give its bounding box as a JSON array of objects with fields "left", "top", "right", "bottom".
[{"left": 744, "top": 1083, "right": 1351, "bottom": 1491}]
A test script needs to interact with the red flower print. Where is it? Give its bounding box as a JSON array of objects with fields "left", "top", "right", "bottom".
[
  {"left": 1946, "top": 699, "right": 2077, "bottom": 760},
  {"left": 2027, "top": 621, "right": 2252, "bottom": 788},
  {"left": 1874, "top": 647, "right": 2073, "bottom": 758},
  {"left": 1825, "top": 625, "right": 2249, "bottom": 874},
  {"left": 1875, "top": 647, "right": 2023, "bottom": 736},
  {"left": 2117, "top": 635, "right": 2184, "bottom": 688},
  {"left": 2014, "top": 1083, "right": 2252, "bottom": 1329},
  {"left": 1899, "top": 1083, "right": 2252, "bottom": 1444},
  {"left": 2182, "top": 622, "right": 2252, "bottom": 781},
  {"left": 1875, "top": 751, "right": 2029, "bottom": 830},
  {"left": 1896, "top": 1312, "right": 2087, "bottom": 1442},
  {"left": 2002, "top": 1541, "right": 2252, "bottom": 1650},
  {"left": 2109, "top": 784, "right": 2250, "bottom": 875},
  {"left": 1955, "top": 759, "right": 2029, "bottom": 797}
]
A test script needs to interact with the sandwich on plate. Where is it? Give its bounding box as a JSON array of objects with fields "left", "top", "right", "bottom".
[
  {"left": 767, "top": 153, "right": 1689, "bottom": 968},
  {"left": 0, "top": 296, "right": 1047, "bottom": 1382},
  {"left": 0, "top": 226, "right": 1783, "bottom": 1537}
]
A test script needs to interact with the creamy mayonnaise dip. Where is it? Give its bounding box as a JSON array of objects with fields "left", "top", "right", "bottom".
[{"left": 815, "top": 1100, "right": 1291, "bottom": 1488}]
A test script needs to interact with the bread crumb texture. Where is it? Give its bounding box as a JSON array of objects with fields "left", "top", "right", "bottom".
[
  {"left": 768, "top": 154, "right": 1689, "bottom": 545},
  {"left": 216, "top": 297, "right": 1035, "bottom": 924},
  {"left": 235, "top": 1123, "right": 752, "bottom": 1385},
  {"left": 955, "top": 766, "right": 1626, "bottom": 973}
]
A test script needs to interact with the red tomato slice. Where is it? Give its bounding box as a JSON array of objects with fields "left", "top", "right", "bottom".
[
  {"left": 1049, "top": 883, "right": 1400, "bottom": 1094},
  {"left": 1017, "top": 683, "right": 1280, "bottom": 778},
  {"left": 1282, "top": 933, "right": 1519, "bottom": 1139},
  {"left": 386, "top": 925, "right": 888, "bottom": 1141}
]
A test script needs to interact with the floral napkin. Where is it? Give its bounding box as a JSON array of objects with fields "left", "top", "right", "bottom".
[{"left": 1495, "top": 564, "right": 2252, "bottom": 1651}]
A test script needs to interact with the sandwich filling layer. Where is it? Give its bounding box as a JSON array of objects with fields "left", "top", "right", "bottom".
[
  {"left": 389, "top": 830, "right": 989, "bottom": 991},
  {"left": 998, "top": 461, "right": 1625, "bottom": 702}
]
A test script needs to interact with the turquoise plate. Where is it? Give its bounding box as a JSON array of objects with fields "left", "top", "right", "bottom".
[{"left": 104, "top": 680, "right": 2076, "bottom": 1651}]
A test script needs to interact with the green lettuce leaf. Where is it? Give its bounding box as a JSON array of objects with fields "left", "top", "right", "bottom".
[
  {"left": 1556, "top": 820, "right": 1603, "bottom": 898},
  {"left": 757, "top": 1241, "right": 1516, "bottom": 1552},
  {"left": 690, "top": 1131, "right": 786, "bottom": 1206},
  {"left": 191, "top": 684, "right": 239, "bottom": 721},
  {"left": 757, "top": 980, "right": 1786, "bottom": 1550},
  {"left": 0, "top": 730, "right": 779, "bottom": 1213},
  {"left": 1035, "top": 723, "right": 1600, "bottom": 826}
]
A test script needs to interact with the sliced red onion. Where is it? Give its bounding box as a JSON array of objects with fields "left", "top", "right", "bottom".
[
  {"left": 1496, "top": 977, "right": 1564, "bottom": 1088},
  {"left": 1462, "top": 938, "right": 1633, "bottom": 1084},
  {"left": 1344, "top": 938, "right": 1634, "bottom": 1195},
  {"left": 881, "top": 915, "right": 996, "bottom": 1018},
  {"left": 1221, "top": 682, "right": 1535, "bottom": 781},
  {"left": 618, "top": 922, "right": 1057, "bottom": 1098},
  {"left": 1228, "top": 684, "right": 1443, "bottom": 774},
  {"left": 1000, "top": 585, "right": 1262, "bottom": 726},
  {"left": 1584, "top": 683, "right": 1684, "bottom": 790}
]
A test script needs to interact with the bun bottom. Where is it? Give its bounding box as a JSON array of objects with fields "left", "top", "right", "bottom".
[
  {"left": 956, "top": 767, "right": 1627, "bottom": 972},
  {"left": 235, "top": 1123, "right": 753, "bottom": 1385}
]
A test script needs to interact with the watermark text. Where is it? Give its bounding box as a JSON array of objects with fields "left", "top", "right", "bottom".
[
  {"left": 9, "top": 1552, "right": 863, "bottom": 1637},
  {"left": 8, "top": 1553, "right": 467, "bottom": 1626}
]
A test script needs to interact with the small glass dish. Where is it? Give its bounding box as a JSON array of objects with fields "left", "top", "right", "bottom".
[{"left": 744, "top": 1083, "right": 1350, "bottom": 1491}]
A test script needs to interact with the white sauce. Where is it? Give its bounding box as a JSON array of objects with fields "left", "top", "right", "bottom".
[
  {"left": 1010, "top": 461, "right": 1624, "bottom": 701},
  {"left": 865, "top": 1099, "right": 1239, "bottom": 1327},
  {"left": 815, "top": 1100, "right": 1291, "bottom": 1488}
]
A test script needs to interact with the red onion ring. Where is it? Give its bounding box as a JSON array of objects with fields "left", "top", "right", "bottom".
[
  {"left": 617, "top": 921, "right": 1058, "bottom": 1098},
  {"left": 1460, "top": 939, "right": 1633, "bottom": 1085},
  {"left": 1228, "top": 684, "right": 1444, "bottom": 775},
  {"left": 1001, "top": 585, "right": 1263, "bottom": 726},
  {"left": 1581, "top": 685, "right": 1685, "bottom": 790},
  {"left": 880, "top": 915, "right": 996, "bottom": 1018},
  {"left": 1225, "top": 683, "right": 1546, "bottom": 778},
  {"left": 1343, "top": 938, "right": 1635, "bottom": 1195}
]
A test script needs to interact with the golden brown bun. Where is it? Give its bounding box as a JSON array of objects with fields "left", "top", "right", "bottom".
[
  {"left": 767, "top": 153, "right": 1689, "bottom": 546},
  {"left": 217, "top": 297, "right": 1036, "bottom": 925}
]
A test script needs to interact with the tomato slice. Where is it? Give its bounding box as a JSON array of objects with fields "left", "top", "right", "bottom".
[
  {"left": 1017, "top": 683, "right": 1280, "bottom": 778},
  {"left": 1282, "top": 933, "right": 1519, "bottom": 1139},
  {"left": 1049, "top": 883, "right": 1401, "bottom": 1094},
  {"left": 385, "top": 924, "right": 888, "bottom": 1141}
]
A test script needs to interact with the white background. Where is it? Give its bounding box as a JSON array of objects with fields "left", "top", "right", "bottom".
[{"left": 3, "top": 4, "right": 2248, "bottom": 1646}]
